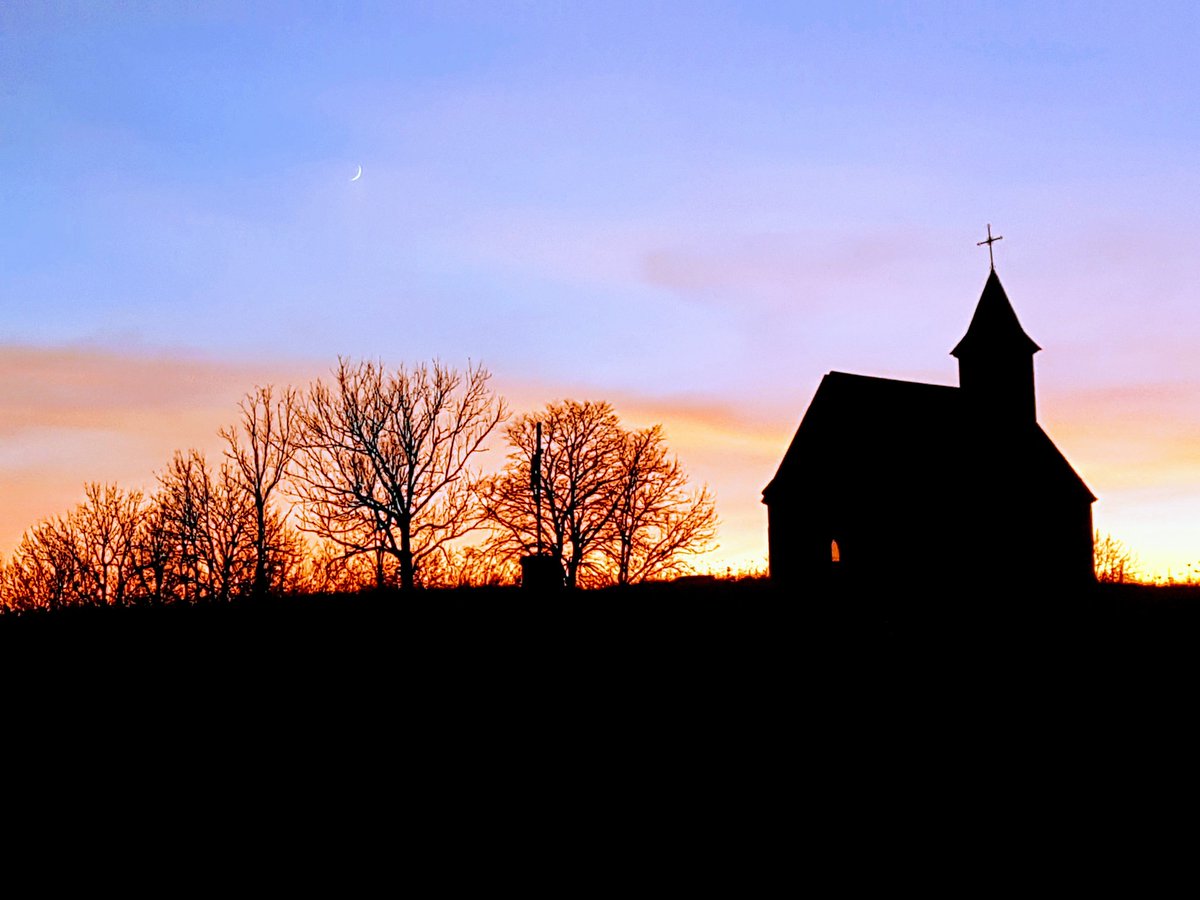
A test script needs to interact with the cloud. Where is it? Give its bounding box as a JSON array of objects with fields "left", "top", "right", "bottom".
[
  {"left": 638, "top": 229, "right": 937, "bottom": 310},
  {"left": 0, "top": 343, "right": 318, "bottom": 554},
  {"left": 1042, "top": 381, "right": 1200, "bottom": 490}
]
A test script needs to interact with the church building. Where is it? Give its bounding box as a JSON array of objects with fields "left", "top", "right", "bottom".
[{"left": 762, "top": 256, "right": 1096, "bottom": 590}]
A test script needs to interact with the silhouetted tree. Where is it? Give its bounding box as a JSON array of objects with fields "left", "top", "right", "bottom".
[
  {"left": 67, "top": 483, "right": 145, "bottom": 607},
  {"left": 1095, "top": 531, "right": 1139, "bottom": 584},
  {"left": 291, "top": 538, "right": 364, "bottom": 594},
  {"left": 3, "top": 518, "right": 79, "bottom": 610},
  {"left": 220, "top": 385, "right": 300, "bottom": 601},
  {"left": 156, "top": 450, "right": 255, "bottom": 602},
  {"left": 294, "top": 359, "right": 507, "bottom": 590},
  {"left": 606, "top": 426, "right": 717, "bottom": 584},
  {"left": 482, "top": 401, "right": 623, "bottom": 588},
  {"left": 419, "top": 544, "right": 520, "bottom": 588},
  {"left": 293, "top": 400, "right": 392, "bottom": 589},
  {"left": 0, "top": 484, "right": 148, "bottom": 610},
  {"left": 484, "top": 404, "right": 718, "bottom": 588},
  {"left": 128, "top": 494, "right": 175, "bottom": 606},
  {"left": 486, "top": 400, "right": 715, "bottom": 588}
]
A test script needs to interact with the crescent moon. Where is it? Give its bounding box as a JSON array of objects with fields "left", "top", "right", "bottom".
[{"left": 351, "top": 165, "right": 362, "bottom": 182}]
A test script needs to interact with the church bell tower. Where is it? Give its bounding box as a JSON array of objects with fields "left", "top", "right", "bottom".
[{"left": 951, "top": 266, "right": 1040, "bottom": 424}]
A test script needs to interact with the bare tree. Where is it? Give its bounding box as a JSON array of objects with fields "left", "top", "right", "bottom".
[
  {"left": 67, "top": 483, "right": 145, "bottom": 607},
  {"left": 292, "top": 366, "right": 395, "bottom": 589},
  {"left": 419, "top": 544, "right": 520, "bottom": 589},
  {"left": 128, "top": 493, "right": 175, "bottom": 606},
  {"left": 156, "top": 450, "right": 255, "bottom": 602},
  {"left": 1094, "top": 531, "right": 1140, "bottom": 584},
  {"left": 3, "top": 518, "right": 79, "bottom": 611},
  {"left": 606, "top": 426, "right": 718, "bottom": 584},
  {"left": 0, "top": 485, "right": 147, "bottom": 610},
  {"left": 0, "top": 559, "right": 10, "bottom": 612},
  {"left": 482, "top": 400, "right": 626, "bottom": 588},
  {"left": 483, "top": 403, "right": 719, "bottom": 588},
  {"left": 220, "top": 385, "right": 300, "bottom": 601},
  {"left": 290, "top": 537, "right": 394, "bottom": 595},
  {"left": 294, "top": 359, "right": 507, "bottom": 590}
]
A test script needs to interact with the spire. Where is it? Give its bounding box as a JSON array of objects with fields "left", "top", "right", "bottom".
[
  {"left": 951, "top": 269, "right": 1041, "bottom": 359},
  {"left": 952, "top": 268, "right": 1040, "bottom": 423}
]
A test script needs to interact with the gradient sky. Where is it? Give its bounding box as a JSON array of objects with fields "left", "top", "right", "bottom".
[{"left": 3, "top": 1, "right": 1199, "bottom": 577}]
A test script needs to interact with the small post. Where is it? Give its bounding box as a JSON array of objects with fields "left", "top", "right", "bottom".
[
  {"left": 522, "top": 419, "right": 562, "bottom": 591},
  {"left": 533, "top": 421, "right": 543, "bottom": 556}
]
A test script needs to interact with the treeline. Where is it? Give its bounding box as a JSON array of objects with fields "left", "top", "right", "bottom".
[{"left": 0, "top": 360, "right": 718, "bottom": 612}]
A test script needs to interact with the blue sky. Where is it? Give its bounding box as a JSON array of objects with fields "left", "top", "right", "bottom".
[{"left": 3, "top": 2, "right": 1200, "bottom": 574}]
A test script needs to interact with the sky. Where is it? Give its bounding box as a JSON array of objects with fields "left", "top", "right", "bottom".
[{"left": 3, "top": 1, "right": 1199, "bottom": 578}]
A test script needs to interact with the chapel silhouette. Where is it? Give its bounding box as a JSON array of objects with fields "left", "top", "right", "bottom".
[{"left": 762, "top": 261, "right": 1096, "bottom": 590}]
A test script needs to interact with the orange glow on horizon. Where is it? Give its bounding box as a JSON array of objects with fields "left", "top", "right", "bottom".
[{"left": 1, "top": 344, "right": 1197, "bottom": 584}]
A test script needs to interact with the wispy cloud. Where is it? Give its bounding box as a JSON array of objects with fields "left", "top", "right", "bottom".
[
  {"left": 0, "top": 343, "right": 317, "bottom": 553},
  {"left": 1042, "top": 382, "right": 1200, "bottom": 491}
]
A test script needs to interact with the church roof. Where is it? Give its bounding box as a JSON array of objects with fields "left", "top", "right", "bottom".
[
  {"left": 951, "top": 269, "right": 1041, "bottom": 358},
  {"left": 762, "top": 371, "right": 1094, "bottom": 505}
]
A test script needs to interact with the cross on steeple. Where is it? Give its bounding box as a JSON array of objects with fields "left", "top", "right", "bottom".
[{"left": 977, "top": 223, "right": 1003, "bottom": 270}]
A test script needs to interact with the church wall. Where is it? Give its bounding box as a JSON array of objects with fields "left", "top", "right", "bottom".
[
  {"left": 769, "top": 479, "right": 1093, "bottom": 592},
  {"left": 1049, "top": 501, "right": 1095, "bottom": 585},
  {"left": 767, "top": 492, "right": 851, "bottom": 590},
  {"left": 986, "top": 493, "right": 1095, "bottom": 587}
]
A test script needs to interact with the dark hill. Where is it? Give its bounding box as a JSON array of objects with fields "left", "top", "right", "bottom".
[{"left": 4, "top": 579, "right": 1198, "bottom": 669}]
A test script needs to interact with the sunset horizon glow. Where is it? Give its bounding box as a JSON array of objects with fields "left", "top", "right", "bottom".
[{"left": 3, "top": 3, "right": 1199, "bottom": 584}]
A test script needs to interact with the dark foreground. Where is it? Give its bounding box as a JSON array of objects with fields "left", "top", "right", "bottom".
[
  {"left": 3, "top": 578, "right": 1193, "bottom": 849},
  {"left": 3, "top": 578, "right": 1198, "bottom": 667},
  {"left": 4, "top": 577, "right": 1195, "bottom": 772}
]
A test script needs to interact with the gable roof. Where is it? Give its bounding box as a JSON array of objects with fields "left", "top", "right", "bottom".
[
  {"left": 768, "top": 371, "right": 958, "bottom": 481},
  {"left": 762, "top": 371, "right": 1094, "bottom": 505}
]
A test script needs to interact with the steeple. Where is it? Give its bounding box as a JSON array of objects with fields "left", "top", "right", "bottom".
[
  {"left": 952, "top": 269, "right": 1041, "bottom": 358},
  {"left": 952, "top": 269, "right": 1040, "bottom": 423}
]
